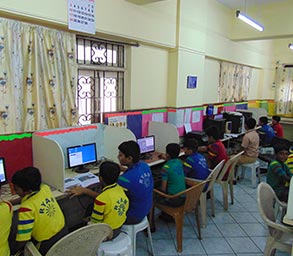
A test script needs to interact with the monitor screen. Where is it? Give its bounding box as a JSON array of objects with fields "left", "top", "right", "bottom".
[
  {"left": 137, "top": 135, "right": 155, "bottom": 154},
  {"left": 67, "top": 143, "right": 97, "bottom": 168},
  {"left": 214, "top": 114, "right": 223, "bottom": 120},
  {"left": 0, "top": 157, "right": 7, "bottom": 185}
]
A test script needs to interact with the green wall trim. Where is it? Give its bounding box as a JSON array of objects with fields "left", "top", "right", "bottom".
[
  {"left": 0, "top": 133, "right": 32, "bottom": 141},
  {"left": 142, "top": 109, "right": 167, "bottom": 114}
]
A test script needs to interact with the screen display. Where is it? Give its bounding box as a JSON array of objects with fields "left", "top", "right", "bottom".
[
  {"left": 0, "top": 158, "right": 7, "bottom": 184},
  {"left": 67, "top": 143, "right": 97, "bottom": 168},
  {"left": 137, "top": 136, "right": 155, "bottom": 154}
]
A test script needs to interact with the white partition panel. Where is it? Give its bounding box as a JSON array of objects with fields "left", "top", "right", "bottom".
[
  {"left": 148, "top": 121, "right": 179, "bottom": 153},
  {"left": 33, "top": 135, "right": 65, "bottom": 191},
  {"left": 104, "top": 126, "right": 136, "bottom": 162}
]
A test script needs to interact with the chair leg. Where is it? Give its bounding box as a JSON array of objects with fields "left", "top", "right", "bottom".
[
  {"left": 222, "top": 183, "right": 228, "bottom": 211},
  {"left": 174, "top": 215, "right": 184, "bottom": 253},
  {"left": 251, "top": 166, "right": 257, "bottom": 188},
  {"left": 194, "top": 206, "right": 202, "bottom": 240},
  {"left": 229, "top": 180, "right": 234, "bottom": 205},
  {"left": 264, "top": 236, "right": 275, "bottom": 256},
  {"left": 210, "top": 188, "right": 215, "bottom": 217},
  {"left": 200, "top": 194, "right": 207, "bottom": 228},
  {"left": 257, "top": 166, "right": 261, "bottom": 184},
  {"left": 146, "top": 221, "right": 155, "bottom": 256}
]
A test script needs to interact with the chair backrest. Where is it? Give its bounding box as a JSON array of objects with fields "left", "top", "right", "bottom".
[
  {"left": 217, "top": 151, "right": 244, "bottom": 182},
  {"left": 205, "top": 160, "right": 225, "bottom": 191},
  {"left": 46, "top": 223, "right": 113, "bottom": 256},
  {"left": 184, "top": 180, "right": 209, "bottom": 213}
]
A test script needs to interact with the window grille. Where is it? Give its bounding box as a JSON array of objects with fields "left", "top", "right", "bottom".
[{"left": 76, "top": 36, "right": 125, "bottom": 125}]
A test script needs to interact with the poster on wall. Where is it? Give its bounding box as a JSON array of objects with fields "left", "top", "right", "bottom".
[
  {"left": 68, "top": 0, "right": 96, "bottom": 34},
  {"left": 108, "top": 116, "right": 127, "bottom": 128}
]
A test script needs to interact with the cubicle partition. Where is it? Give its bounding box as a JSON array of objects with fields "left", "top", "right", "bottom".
[
  {"left": 33, "top": 124, "right": 135, "bottom": 191},
  {"left": 148, "top": 121, "right": 180, "bottom": 153}
]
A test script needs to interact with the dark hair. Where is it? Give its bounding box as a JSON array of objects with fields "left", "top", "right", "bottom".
[
  {"left": 205, "top": 125, "right": 220, "bottom": 140},
  {"left": 245, "top": 117, "right": 256, "bottom": 129},
  {"left": 272, "top": 116, "right": 281, "bottom": 122},
  {"left": 273, "top": 143, "right": 289, "bottom": 154},
  {"left": 259, "top": 116, "right": 268, "bottom": 125},
  {"left": 118, "top": 140, "right": 140, "bottom": 163},
  {"left": 183, "top": 138, "right": 198, "bottom": 153},
  {"left": 166, "top": 143, "right": 180, "bottom": 159},
  {"left": 12, "top": 167, "right": 42, "bottom": 191},
  {"left": 99, "top": 161, "right": 120, "bottom": 185}
]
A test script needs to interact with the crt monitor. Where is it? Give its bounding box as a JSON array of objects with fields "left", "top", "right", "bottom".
[
  {"left": 0, "top": 157, "right": 8, "bottom": 185},
  {"left": 67, "top": 143, "right": 97, "bottom": 173},
  {"left": 137, "top": 135, "right": 155, "bottom": 155}
]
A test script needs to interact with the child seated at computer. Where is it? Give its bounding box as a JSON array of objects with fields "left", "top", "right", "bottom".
[
  {"left": 267, "top": 143, "right": 292, "bottom": 202},
  {"left": 155, "top": 143, "right": 186, "bottom": 222},
  {"left": 11, "top": 167, "right": 68, "bottom": 255},
  {"left": 68, "top": 161, "right": 129, "bottom": 238},
  {"left": 183, "top": 138, "right": 210, "bottom": 180},
  {"left": 258, "top": 116, "right": 275, "bottom": 145},
  {"left": 0, "top": 183, "right": 13, "bottom": 256},
  {"left": 200, "top": 126, "right": 228, "bottom": 169},
  {"left": 271, "top": 115, "right": 284, "bottom": 138}
]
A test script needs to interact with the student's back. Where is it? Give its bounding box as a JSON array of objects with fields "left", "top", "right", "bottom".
[
  {"left": 118, "top": 161, "right": 153, "bottom": 222},
  {"left": 0, "top": 198, "right": 12, "bottom": 256},
  {"left": 184, "top": 152, "right": 210, "bottom": 180}
]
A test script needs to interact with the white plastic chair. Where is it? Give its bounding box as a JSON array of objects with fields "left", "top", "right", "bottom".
[
  {"left": 238, "top": 160, "right": 261, "bottom": 188},
  {"left": 186, "top": 160, "right": 225, "bottom": 228},
  {"left": 24, "top": 223, "right": 112, "bottom": 256},
  {"left": 215, "top": 151, "right": 244, "bottom": 211},
  {"left": 97, "top": 232, "right": 132, "bottom": 256},
  {"left": 121, "top": 216, "right": 155, "bottom": 256},
  {"left": 257, "top": 182, "right": 293, "bottom": 255}
]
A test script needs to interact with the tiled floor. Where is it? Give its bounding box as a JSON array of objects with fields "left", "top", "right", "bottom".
[{"left": 136, "top": 175, "right": 291, "bottom": 256}]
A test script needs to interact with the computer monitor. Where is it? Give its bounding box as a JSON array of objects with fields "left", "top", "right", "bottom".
[
  {"left": 214, "top": 114, "right": 223, "bottom": 120},
  {"left": 203, "top": 118, "right": 226, "bottom": 139},
  {"left": 67, "top": 143, "right": 97, "bottom": 173},
  {"left": 137, "top": 135, "right": 155, "bottom": 155},
  {"left": 0, "top": 157, "right": 8, "bottom": 185}
]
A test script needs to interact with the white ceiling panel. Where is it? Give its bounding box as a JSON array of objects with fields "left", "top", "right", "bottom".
[{"left": 217, "top": 0, "right": 287, "bottom": 9}]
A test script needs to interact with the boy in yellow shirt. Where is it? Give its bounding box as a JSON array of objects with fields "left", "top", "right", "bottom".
[
  {"left": 0, "top": 184, "right": 13, "bottom": 256},
  {"left": 68, "top": 161, "right": 129, "bottom": 238},
  {"left": 11, "top": 167, "right": 68, "bottom": 255}
]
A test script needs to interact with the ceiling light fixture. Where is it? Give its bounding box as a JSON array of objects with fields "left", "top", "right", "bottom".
[
  {"left": 289, "top": 44, "right": 293, "bottom": 50},
  {"left": 236, "top": 10, "right": 264, "bottom": 32}
]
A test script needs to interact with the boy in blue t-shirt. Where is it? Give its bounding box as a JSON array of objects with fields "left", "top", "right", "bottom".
[
  {"left": 258, "top": 116, "right": 275, "bottom": 145},
  {"left": 183, "top": 138, "right": 210, "bottom": 180}
]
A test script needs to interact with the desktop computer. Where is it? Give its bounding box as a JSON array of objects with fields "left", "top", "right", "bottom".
[
  {"left": 203, "top": 118, "right": 226, "bottom": 139},
  {"left": 222, "top": 112, "right": 244, "bottom": 134}
]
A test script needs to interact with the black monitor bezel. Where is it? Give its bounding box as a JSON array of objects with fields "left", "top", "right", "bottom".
[
  {"left": 0, "top": 157, "right": 8, "bottom": 185},
  {"left": 137, "top": 135, "right": 155, "bottom": 154},
  {"left": 66, "top": 143, "right": 97, "bottom": 169}
]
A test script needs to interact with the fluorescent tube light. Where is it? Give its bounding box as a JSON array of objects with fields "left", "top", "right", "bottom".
[
  {"left": 289, "top": 44, "right": 293, "bottom": 50},
  {"left": 236, "top": 10, "right": 264, "bottom": 32}
]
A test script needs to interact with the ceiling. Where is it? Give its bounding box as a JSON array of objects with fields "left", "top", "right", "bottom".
[{"left": 217, "top": 0, "right": 287, "bottom": 9}]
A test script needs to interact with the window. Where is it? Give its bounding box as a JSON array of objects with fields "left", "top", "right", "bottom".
[{"left": 76, "top": 36, "right": 125, "bottom": 125}]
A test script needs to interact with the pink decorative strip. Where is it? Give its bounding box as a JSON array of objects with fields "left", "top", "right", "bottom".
[{"left": 34, "top": 125, "right": 97, "bottom": 136}]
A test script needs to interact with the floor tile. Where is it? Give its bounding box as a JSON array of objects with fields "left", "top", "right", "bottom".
[
  {"left": 179, "top": 238, "right": 206, "bottom": 255},
  {"left": 211, "top": 212, "right": 236, "bottom": 225},
  {"left": 230, "top": 212, "right": 258, "bottom": 223},
  {"left": 200, "top": 237, "right": 234, "bottom": 254},
  {"left": 152, "top": 238, "right": 178, "bottom": 255},
  {"left": 226, "top": 237, "right": 261, "bottom": 253},
  {"left": 216, "top": 223, "right": 247, "bottom": 237},
  {"left": 250, "top": 236, "right": 268, "bottom": 252},
  {"left": 240, "top": 223, "right": 268, "bottom": 236},
  {"left": 200, "top": 224, "right": 222, "bottom": 238}
]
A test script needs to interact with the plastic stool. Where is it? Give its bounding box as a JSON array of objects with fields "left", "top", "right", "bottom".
[
  {"left": 239, "top": 161, "right": 261, "bottom": 188},
  {"left": 97, "top": 232, "right": 132, "bottom": 256},
  {"left": 121, "top": 216, "right": 155, "bottom": 256}
]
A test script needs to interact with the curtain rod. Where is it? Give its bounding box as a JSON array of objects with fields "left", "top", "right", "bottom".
[{"left": 77, "top": 34, "right": 140, "bottom": 47}]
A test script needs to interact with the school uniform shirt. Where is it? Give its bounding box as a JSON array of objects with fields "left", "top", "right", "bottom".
[
  {"left": 207, "top": 140, "right": 228, "bottom": 169},
  {"left": 241, "top": 129, "right": 259, "bottom": 158},
  {"left": 267, "top": 160, "right": 292, "bottom": 198},
  {"left": 183, "top": 153, "right": 210, "bottom": 180},
  {"left": 272, "top": 123, "right": 284, "bottom": 138},
  {"left": 16, "top": 184, "right": 65, "bottom": 242},
  {"left": 0, "top": 200, "right": 12, "bottom": 256},
  {"left": 260, "top": 124, "right": 275, "bottom": 145},
  {"left": 162, "top": 158, "right": 186, "bottom": 195},
  {"left": 91, "top": 183, "right": 129, "bottom": 229},
  {"left": 118, "top": 161, "right": 153, "bottom": 221}
]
